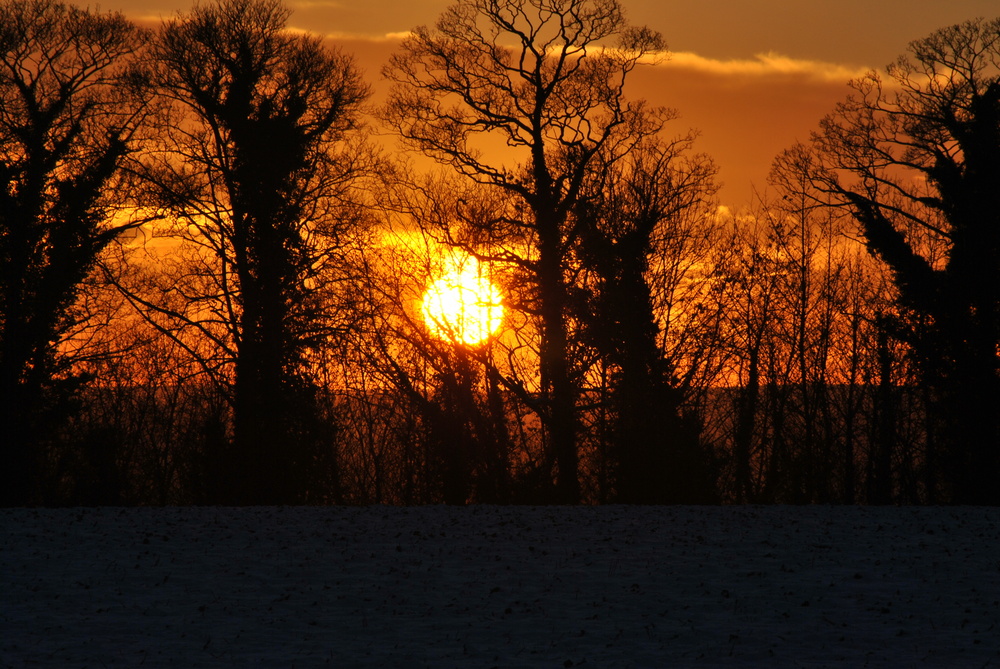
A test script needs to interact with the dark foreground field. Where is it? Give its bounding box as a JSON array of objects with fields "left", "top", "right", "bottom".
[{"left": 2, "top": 506, "right": 999, "bottom": 667}]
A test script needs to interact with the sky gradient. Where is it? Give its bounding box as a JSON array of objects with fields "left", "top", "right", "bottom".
[{"left": 111, "top": 0, "right": 999, "bottom": 205}]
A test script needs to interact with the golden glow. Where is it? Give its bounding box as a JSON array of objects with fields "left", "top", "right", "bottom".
[{"left": 422, "top": 256, "right": 504, "bottom": 345}]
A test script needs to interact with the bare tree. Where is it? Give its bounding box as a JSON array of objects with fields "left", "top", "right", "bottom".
[
  {"left": 335, "top": 176, "right": 521, "bottom": 503},
  {"left": 126, "top": 0, "right": 371, "bottom": 503},
  {"left": 774, "top": 17, "right": 1000, "bottom": 503},
  {"left": 0, "top": 0, "right": 148, "bottom": 504},
  {"left": 382, "top": 0, "right": 668, "bottom": 503}
]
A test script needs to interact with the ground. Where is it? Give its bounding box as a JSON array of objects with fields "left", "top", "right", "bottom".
[{"left": 2, "top": 505, "right": 999, "bottom": 667}]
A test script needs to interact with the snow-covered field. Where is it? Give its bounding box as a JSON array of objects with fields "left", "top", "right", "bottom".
[{"left": 2, "top": 506, "right": 999, "bottom": 667}]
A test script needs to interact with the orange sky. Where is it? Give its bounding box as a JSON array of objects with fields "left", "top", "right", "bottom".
[{"left": 112, "top": 0, "right": 998, "bottom": 206}]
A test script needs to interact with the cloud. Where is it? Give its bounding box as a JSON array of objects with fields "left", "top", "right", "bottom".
[
  {"left": 316, "top": 36, "right": 867, "bottom": 86},
  {"left": 657, "top": 51, "right": 871, "bottom": 84},
  {"left": 300, "top": 29, "right": 413, "bottom": 42}
]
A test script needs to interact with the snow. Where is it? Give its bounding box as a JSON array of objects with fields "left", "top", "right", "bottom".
[{"left": 2, "top": 505, "right": 999, "bottom": 667}]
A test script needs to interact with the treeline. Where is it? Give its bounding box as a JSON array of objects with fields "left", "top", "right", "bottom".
[{"left": 1, "top": 0, "right": 997, "bottom": 506}]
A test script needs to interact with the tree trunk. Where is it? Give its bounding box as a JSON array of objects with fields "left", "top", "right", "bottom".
[{"left": 537, "top": 212, "right": 579, "bottom": 503}]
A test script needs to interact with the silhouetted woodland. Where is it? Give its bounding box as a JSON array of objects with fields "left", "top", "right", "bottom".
[{"left": 2, "top": 0, "right": 998, "bottom": 505}]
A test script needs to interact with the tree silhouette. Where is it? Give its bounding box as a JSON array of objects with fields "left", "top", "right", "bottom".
[
  {"left": 0, "top": 0, "right": 147, "bottom": 505},
  {"left": 132, "top": 0, "right": 370, "bottom": 503},
  {"left": 382, "top": 0, "right": 669, "bottom": 503},
  {"left": 574, "top": 137, "right": 719, "bottom": 502},
  {"left": 774, "top": 17, "right": 1000, "bottom": 504}
]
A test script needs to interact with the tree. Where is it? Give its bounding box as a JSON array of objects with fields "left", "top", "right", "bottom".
[
  {"left": 337, "top": 175, "right": 521, "bottom": 504},
  {"left": 382, "top": 0, "right": 668, "bottom": 503},
  {"left": 573, "top": 136, "right": 719, "bottom": 502},
  {"left": 774, "top": 17, "right": 1000, "bottom": 503},
  {"left": 130, "top": 0, "right": 370, "bottom": 503},
  {"left": 0, "top": 0, "right": 147, "bottom": 505}
]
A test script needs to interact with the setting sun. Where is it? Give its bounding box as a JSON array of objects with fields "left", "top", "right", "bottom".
[{"left": 421, "top": 256, "right": 504, "bottom": 345}]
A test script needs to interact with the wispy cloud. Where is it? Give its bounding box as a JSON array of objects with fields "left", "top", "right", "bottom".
[
  {"left": 381, "top": 31, "right": 415, "bottom": 41},
  {"left": 300, "top": 29, "right": 414, "bottom": 42},
  {"left": 302, "top": 31, "right": 869, "bottom": 86},
  {"left": 660, "top": 51, "right": 871, "bottom": 83}
]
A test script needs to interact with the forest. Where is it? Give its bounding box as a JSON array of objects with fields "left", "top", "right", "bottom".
[{"left": 2, "top": 0, "right": 998, "bottom": 506}]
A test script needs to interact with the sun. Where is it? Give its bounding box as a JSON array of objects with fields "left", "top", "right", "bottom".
[{"left": 422, "top": 256, "right": 504, "bottom": 345}]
